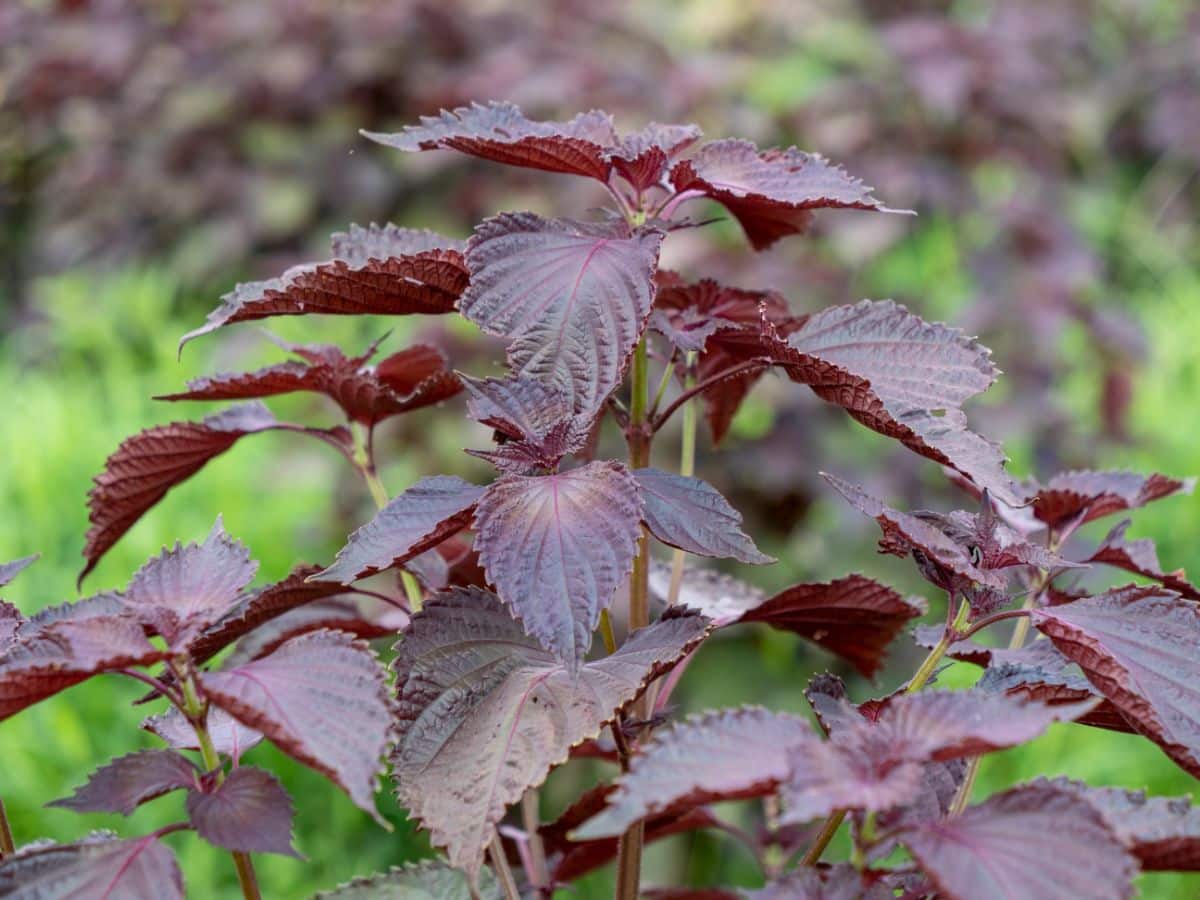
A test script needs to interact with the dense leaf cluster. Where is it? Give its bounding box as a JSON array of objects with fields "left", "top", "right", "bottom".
[{"left": 2, "top": 102, "right": 1198, "bottom": 900}]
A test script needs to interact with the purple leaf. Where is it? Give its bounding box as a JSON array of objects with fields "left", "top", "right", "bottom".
[
  {"left": 0, "top": 603, "right": 22, "bottom": 652},
  {"left": 1033, "top": 470, "right": 1194, "bottom": 529},
  {"left": 0, "top": 555, "right": 37, "bottom": 589},
  {"left": 49, "top": 750, "right": 197, "bottom": 815},
  {"left": 773, "top": 302, "right": 1019, "bottom": 504},
  {"left": 159, "top": 339, "right": 460, "bottom": 427},
  {"left": 900, "top": 783, "right": 1136, "bottom": 900},
  {"left": 633, "top": 468, "right": 773, "bottom": 565},
  {"left": 461, "top": 375, "right": 587, "bottom": 473},
  {"left": 1087, "top": 520, "right": 1200, "bottom": 600},
  {"left": 1032, "top": 586, "right": 1200, "bottom": 776},
  {"left": 0, "top": 616, "right": 163, "bottom": 721},
  {"left": 473, "top": 461, "right": 644, "bottom": 672},
  {"left": 314, "top": 860, "right": 501, "bottom": 899},
  {"left": 143, "top": 706, "right": 263, "bottom": 758},
  {"left": 0, "top": 833, "right": 184, "bottom": 900},
  {"left": 82, "top": 401, "right": 279, "bottom": 582},
  {"left": 23, "top": 592, "right": 125, "bottom": 633},
  {"left": 460, "top": 213, "right": 663, "bottom": 418},
  {"left": 187, "top": 766, "right": 300, "bottom": 858},
  {"left": 365, "top": 102, "right": 617, "bottom": 179},
  {"left": 1045, "top": 777, "right": 1200, "bottom": 871},
  {"left": 319, "top": 476, "right": 486, "bottom": 584},
  {"left": 610, "top": 122, "right": 702, "bottom": 192},
  {"left": 651, "top": 273, "right": 793, "bottom": 355},
  {"left": 122, "top": 518, "right": 257, "bottom": 649},
  {"left": 180, "top": 224, "right": 466, "bottom": 348},
  {"left": 748, "top": 865, "right": 892, "bottom": 900},
  {"left": 391, "top": 588, "right": 708, "bottom": 878},
  {"left": 669, "top": 138, "right": 906, "bottom": 250},
  {"left": 199, "top": 630, "right": 391, "bottom": 820},
  {"left": 573, "top": 706, "right": 814, "bottom": 838}
]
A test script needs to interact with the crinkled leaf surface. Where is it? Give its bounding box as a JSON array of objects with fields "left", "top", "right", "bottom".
[
  {"left": 900, "top": 783, "right": 1136, "bottom": 900},
  {"left": 461, "top": 375, "right": 587, "bottom": 473},
  {"left": 474, "top": 461, "right": 643, "bottom": 671},
  {"left": 1033, "top": 586, "right": 1200, "bottom": 776},
  {"left": 187, "top": 766, "right": 299, "bottom": 858},
  {"left": 748, "top": 865, "right": 892, "bottom": 900},
  {"left": 49, "top": 750, "right": 197, "bottom": 815},
  {"left": 460, "top": 213, "right": 663, "bottom": 418},
  {"left": 1033, "top": 470, "right": 1193, "bottom": 529},
  {"left": 199, "top": 630, "right": 391, "bottom": 820},
  {"left": 633, "top": 468, "right": 772, "bottom": 565},
  {"left": 0, "top": 833, "right": 184, "bottom": 900},
  {"left": 670, "top": 138, "right": 902, "bottom": 250},
  {"left": 0, "top": 616, "right": 162, "bottom": 721},
  {"left": 320, "top": 476, "right": 486, "bottom": 584},
  {"left": 181, "top": 224, "right": 466, "bottom": 348},
  {"left": 1088, "top": 520, "right": 1199, "bottom": 599},
  {"left": 0, "top": 555, "right": 37, "bottom": 589},
  {"left": 775, "top": 302, "right": 1018, "bottom": 504},
  {"left": 143, "top": 706, "right": 263, "bottom": 758},
  {"left": 82, "top": 402, "right": 278, "bottom": 582},
  {"left": 314, "top": 860, "right": 500, "bottom": 900},
  {"left": 364, "top": 101, "right": 617, "bottom": 180},
  {"left": 574, "top": 706, "right": 813, "bottom": 838},
  {"left": 122, "top": 519, "right": 257, "bottom": 648},
  {"left": 650, "top": 274, "right": 791, "bottom": 355},
  {"left": 1046, "top": 777, "right": 1200, "bottom": 871},
  {"left": 391, "top": 588, "right": 708, "bottom": 878},
  {"left": 647, "top": 561, "right": 765, "bottom": 623}
]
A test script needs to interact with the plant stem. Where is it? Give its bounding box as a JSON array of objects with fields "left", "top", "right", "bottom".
[
  {"left": 179, "top": 666, "right": 262, "bottom": 900},
  {"left": 521, "top": 789, "right": 549, "bottom": 893},
  {"left": 598, "top": 609, "right": 618, "bottom": 655},
  {"left": 801, "top": 599, "right": 969, "bottom": 866},
  {"left": 652, "top": 358, "right": 768, "bottom": 432},
  {"left": 0, "top": 798, "right": 14, "bottom": 857},
  {"left": 489, "top": 831, "right": 521, "bottom": 900},
  {"left": 616, "top": 335, "right": 652, "bottom": 900}
]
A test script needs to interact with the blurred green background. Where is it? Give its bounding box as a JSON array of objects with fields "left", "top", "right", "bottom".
[{"left": 2, "top": 0, "right": 1198, "bottom": 896}]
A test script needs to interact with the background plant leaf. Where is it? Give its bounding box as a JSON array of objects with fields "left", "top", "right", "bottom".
[{"left": 0, "top": 833, "right": 184, "bottom": 900}]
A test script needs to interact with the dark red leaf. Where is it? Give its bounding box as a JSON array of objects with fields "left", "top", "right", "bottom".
[
  {"left": 0, "top": 616, "right": 163, "bottom": 721},
  {"left": 473, "top": 461, "right": 643, "bottom": 672},
  {"left": 461, "top": 375, "right": 587, "bottom": 473},
  {"left": 187, "top": 766, "right": 300, "bottom": 858},
  {"left": 199, "top": 630, "right": 391, "bottom": 820},
  {"left": 633, "top": 468, "right": 773, "bottom": 565},
  {"left": 49, "top": 750, "right": 197, "bottom": 815},
  {"left": 159, "top": 339, "right": 461, "bottom": 426},
  {"left": 391, "top": 588, "right": 708, "bottom": 878},
  {"left": 1032, "top": 586, "right": 1200, "bottom": 776},
  {"left": 461, "top": 213, "right": 663, "bottom": 418},
  {"left": 82, "top": 401, "right": 279, "bottom": 583},
  {"left": 0, "top": 555, "right": 37, "bottom": 589},
  {"left": 610, "top": 122, "right": 702, "bottom": 192},
  {"left": 180, "top": 223, "right": 467, "bottom": 348},
  {"left": 313, "top": 860, "right": 500, "bottom": 899},
  {"left": 772, "top": 302, "right": 1019, "bottom": 504},
  {"left": 669, "top": 138, "right": 906, "bottom": 250},
  {"left": 1045, "top": 777, "right": 1200, "bottom": 871},
  {"left": 900, "top": 783, "right": 1136, "bottom": 900},
  {"left": 220, "top": 597, "right": 406, "bottom": 668},
  {"left": 824, "top": 475, "right": 1006, "bottom": 589},
  {"left": 319, "top": 476, "right": 486, "bottom": 584},
  {"left": 573, "top": 706, "right": 813, "bottom": 838},
  {"left": 1033, "top": 470, "right": 1194, "bottom": 529},
  {"left": 1087, "top": 520, "right": 1200, "bottom": 599},
  {"left": 749, "top": 865, "right": 892, "bottom": 900},
  {"left": 122, "top": 518, "right": 257, "bottom": 649},
  {"left": 0, "top": 833, "right": 184, "bottom": 900},
  {"left": 363, "top": 101, "right": 617, "bottom": 180},
  {"left": 143, "top": 706, "right": 263, "bottom": 758},
  {"left": 651, "top": 275, "right": 793, "bottom": 354},
  {"left": 741, "top": 575, "right": 924, "bottom": 679}
]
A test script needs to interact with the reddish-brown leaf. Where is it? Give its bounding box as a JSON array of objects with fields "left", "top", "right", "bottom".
[
  {"left": 900, "top": 783, "right": 1136, "bottom": 900},
  {"left": 610, "top": 122, "right": 702, "bottom": 192},
  {"left": 391, "top": 588, "right": 708, "bottom": 879},
  {"left": 49, "top": 750, "right": 198, "bottom": 815},
  {"left": 1087, "top": 520, "right": 1200, "bottom": 599},
  {"left": 319, "top": 476, "right": 486, "bottom": 584},
  {"left": 0, "top": 833, "right": 184, "bottom": 900},
  {"left": 82, "top": 401, "right": 279, "bottom": 582},
  {"left": 1033, "top": 586, "right": 1200, "bottom": 777},
  {"left": 461, "top": 375, "right": 587, "bottom": 473},
  {"left": 670, "top": 139, "right": 906, "bottom": 250},
  {"left": 220, "top": 597, "right": 406, "bottom": 668},
  {"left": 749, "top": 865, "right": 893, "bottom": 900},
  {"left": 180, "top": 223, "right": 467, "bottom": 348},
  {"left": 199, "top": 630, "right": 391, "bottom": 820},
  {"left": 187, "top": 766, "right": 300, "bottom": 858},
  {"left": 1033, "top": 470, "right": 1194, "bottom": 529}
]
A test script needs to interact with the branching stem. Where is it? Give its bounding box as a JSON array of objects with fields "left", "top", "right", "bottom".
[
  {"left": 652, "top": 358, "right": 769, "bottom": 432},
  {"left": 0, "top": 799, "right": 14, "bottom": 857}
]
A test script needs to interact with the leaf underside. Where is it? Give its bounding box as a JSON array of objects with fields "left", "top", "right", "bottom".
[{"left": 0, "top": 833, "right": 184, "bottom": 900}]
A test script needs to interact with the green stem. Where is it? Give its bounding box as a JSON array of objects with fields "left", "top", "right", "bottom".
[
  {"left": 801, "top": 599, "right": 969, "bottom": 866},
  {"left": 0, "top": 798, "right": 14, "bottom": 857},
  {"left": 598, "top": 609, "right": 618, "bottom": 655},
  {"left": 179, "top": 667, "right": 261, "bottom": 900}
]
